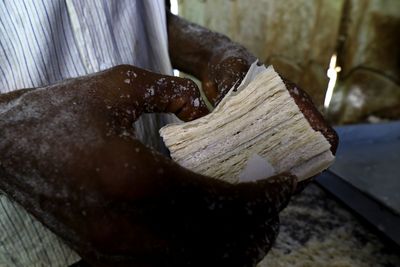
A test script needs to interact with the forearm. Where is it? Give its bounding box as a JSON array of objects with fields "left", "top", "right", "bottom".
[{"left": 167, "top": 12, "right": 255, "bottom": 80}]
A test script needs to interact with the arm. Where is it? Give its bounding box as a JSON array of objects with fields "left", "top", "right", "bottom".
[{"left": 167, "top": 12, "right": 256, "bottom": 105}]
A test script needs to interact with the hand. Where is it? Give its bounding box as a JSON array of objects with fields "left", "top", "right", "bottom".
[{"left": 0, "top": 65, "right": 295, "bottom": 267}]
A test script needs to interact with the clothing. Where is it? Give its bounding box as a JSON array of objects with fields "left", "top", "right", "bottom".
[{"left": 0, "top": 0, "right": 175, "bottom": 266}]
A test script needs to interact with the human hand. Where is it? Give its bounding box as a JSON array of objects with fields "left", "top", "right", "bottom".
[{"left": 0, "top": 65, "right": 296, "bottom": 266}]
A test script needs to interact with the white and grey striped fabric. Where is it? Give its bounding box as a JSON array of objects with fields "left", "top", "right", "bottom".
[{"left": 0, "top": 0, "right": 175, "bottom": 266}]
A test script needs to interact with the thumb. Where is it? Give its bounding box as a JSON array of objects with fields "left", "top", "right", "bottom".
[
  {"left": 169, "top": 169, "right": 296, "bottom": 219},
  {"left": 138, "top": 75, "right": 209, "bottom": 121},
  {"left": 232, "top": 173, "right": 297, "bottom": 216},
  {"left": 100, "top": 65, "right": 209, "bottom": 122},
  {"left": 161, "top": 76, "right": 210, "bottom": 121}
]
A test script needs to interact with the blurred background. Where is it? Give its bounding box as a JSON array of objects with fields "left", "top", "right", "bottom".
[
  {"left": 172, "top": 0, "right": 400, "bottom": 266},
  {"left": 176, "top": 0, "right": 400, "bottom": 125}
]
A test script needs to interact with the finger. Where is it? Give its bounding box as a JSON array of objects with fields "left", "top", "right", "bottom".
[
  {"left": 202, "top": 72, "right": 243, "bottom": 107},
  {"left": 202, "top": 57, "right": 250, "bottom": 106},
  {"left": 99, "top": 65, "right": 209, "bottom": 122},
  {"left": 133, "top": 73, "right": 209, "bottom": 121},
  {"left": 233, "top": 173, "right": 297, "bottom": 216},
  {"left": 282, "top": 77, "right": 338, "bottom": 154},
  {"left": 160, "top": 76, "right": 210, "bottom": 121},
  {"left": 158, "top": 166, "right": 296, "bottom": 223}
]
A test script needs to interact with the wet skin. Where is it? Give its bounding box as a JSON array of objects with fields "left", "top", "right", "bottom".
[{"left": 0, "top": 65, "right": 296, "bottom": 267}]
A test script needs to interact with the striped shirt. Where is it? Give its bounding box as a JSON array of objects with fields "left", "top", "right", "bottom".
[{"left": 0, "top": 0, "right": 175, "bottom": 266}]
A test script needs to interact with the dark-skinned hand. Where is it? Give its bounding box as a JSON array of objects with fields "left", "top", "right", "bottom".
[{"left": 0, "top": 65, "right": 296, "bottom": 267}]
